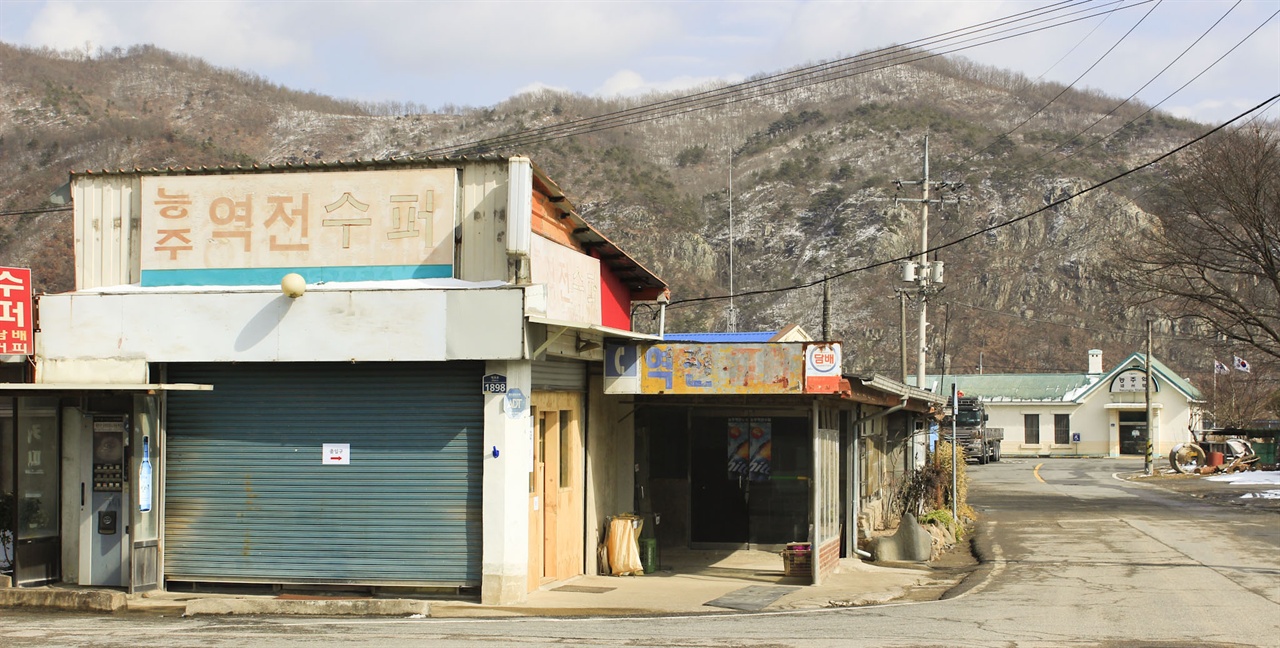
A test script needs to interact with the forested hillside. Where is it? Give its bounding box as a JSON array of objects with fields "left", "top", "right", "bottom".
[{"left": 0, "top": 42, "right": 1228, "bottom": 381}]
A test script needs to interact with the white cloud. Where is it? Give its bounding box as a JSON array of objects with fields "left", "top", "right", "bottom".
[
  {"left": 24, "top": 0, "right": 122, "bottom": 52},
  {"left": 323, "top": 1, "right": 683, "bottom": 72},
  {"left": 23, "top": 1, "right": 310, "bottom": 70},
  {"left": 593, "top": 69, "right": 742, "bottom": 99}
]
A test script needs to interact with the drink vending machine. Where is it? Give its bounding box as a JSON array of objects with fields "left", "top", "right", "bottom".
[{"left": 89, "top": 415, "right": 128, "bottom": 586}]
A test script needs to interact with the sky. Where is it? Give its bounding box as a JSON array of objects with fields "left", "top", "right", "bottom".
[{"left": 1, "top": 0, "right": 1278, "bottom": 126}]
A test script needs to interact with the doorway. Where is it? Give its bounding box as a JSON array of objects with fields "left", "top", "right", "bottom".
[
  {"left": 528, "top": 392, "right": 583, "bottom": 591},
  {"left": 689, "top": 416, "right": 810, "bottom": 549},
  {"left": 1118, "top": 410, "right": 1148, "bottom": 455}
]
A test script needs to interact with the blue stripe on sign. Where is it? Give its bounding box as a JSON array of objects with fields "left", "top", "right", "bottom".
[{"left": 140, "top": 264, "right": 453, "bottom": 287}]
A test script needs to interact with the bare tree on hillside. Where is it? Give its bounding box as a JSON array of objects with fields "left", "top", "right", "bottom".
[{"left": 1126, "top": 126, "right": 1280, "bottom": 362}]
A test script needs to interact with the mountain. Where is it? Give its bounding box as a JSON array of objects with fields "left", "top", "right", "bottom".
[{"left": 0, "top": 42, "right": 1218, "bottom": 378}]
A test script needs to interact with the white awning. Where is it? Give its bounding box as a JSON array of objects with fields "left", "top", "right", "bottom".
[
  {"left": 0, "top": 383, "right": 213, "bottom": 392},
  {"left": 525, "top": 315, "right": 662, "bottom": 341}
]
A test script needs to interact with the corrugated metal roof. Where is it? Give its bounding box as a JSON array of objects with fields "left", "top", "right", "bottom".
[
  {"left": 928, "top": 374, "right": 1096, "bottom": 402},
  {"left": 924, "top": 352, "right": 1204, "bottom": 403},
  {"left": 1075, "top": 353, "right": 1204, "bottom": 401},
  {"left": 68, "top": 154, "right": 506, "bottom": 177},
  {"left": 662, "top": 332, "right": 779, "bottom": 343}
]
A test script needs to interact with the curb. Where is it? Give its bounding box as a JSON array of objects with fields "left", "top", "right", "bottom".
[
  {"left": 939, "top": 522, "right": 994, "bottom": 600},
  {"left": 183, "top": 598, "right": 431, "bottom": 617},
  {"left": 0, "top": 587, "right": 126, "bottom": 613}
]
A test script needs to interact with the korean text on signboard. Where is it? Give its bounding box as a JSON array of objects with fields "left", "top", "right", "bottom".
[
  {"left": 0, "top": 267, "right": 33, "bottom": 355},
  {"left": 638, "top": 343, "right": 803, "bottom": 395},
  {"left": 1110, "top": 369, "right": 1157, "bottom": 393},
  {"left": 139, "top": 169, "right": 457, "bottom": 286}
]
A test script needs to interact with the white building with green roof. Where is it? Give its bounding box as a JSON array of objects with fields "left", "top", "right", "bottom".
[{"left": 926, "top": 350, "right": 1204, "bottom": 459}]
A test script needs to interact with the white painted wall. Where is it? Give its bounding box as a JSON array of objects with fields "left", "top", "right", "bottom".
[
  {"left": 993, "top": 386, "right": 1197, "bottom": 458},
  {"left": 481, "top": 359, "right": 533, "bottom": 605},
  {"left": 36, "top": 287, "right": 525, "bottom": 381}
]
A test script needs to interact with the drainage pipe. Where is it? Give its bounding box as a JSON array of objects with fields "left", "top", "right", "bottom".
[{"left": 849, "top": 396, "right": 909, "bottom": 560}]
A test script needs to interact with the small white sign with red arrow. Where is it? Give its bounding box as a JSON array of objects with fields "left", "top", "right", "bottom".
[{"left": 322, "top": 443, "right": 351, "bottom": 465}]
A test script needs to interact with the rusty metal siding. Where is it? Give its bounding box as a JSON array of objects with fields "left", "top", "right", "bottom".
[
  {"left": 73, "top": 175, "right": 141, "bottom": 290},
  {"left": 533, "top": 357, "right": 586, "bottom": 392},
  {"left": 459, "top": 161, "right": 509, "bottom": 282}
]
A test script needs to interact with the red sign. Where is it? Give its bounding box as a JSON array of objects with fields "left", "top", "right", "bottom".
[{"left": 0, "top": 267, "right": 33, "bottom": 355}]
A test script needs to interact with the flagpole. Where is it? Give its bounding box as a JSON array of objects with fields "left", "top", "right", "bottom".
[{"left": 1212, "top": 368, "right": 1217, "bottom": 429}]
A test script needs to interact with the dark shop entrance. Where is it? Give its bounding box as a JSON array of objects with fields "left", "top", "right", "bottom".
[{"left": 636, "top": 406, "right": 812, "bottom": 551}]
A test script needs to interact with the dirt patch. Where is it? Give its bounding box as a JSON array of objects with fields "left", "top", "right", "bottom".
[{"left": 1125, "top": 470, "right": 1280, "bottom": 514}]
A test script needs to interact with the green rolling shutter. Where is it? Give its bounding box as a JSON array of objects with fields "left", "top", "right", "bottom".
[{"left": 164, "top": 362, "right": 482, "bottom": 586}]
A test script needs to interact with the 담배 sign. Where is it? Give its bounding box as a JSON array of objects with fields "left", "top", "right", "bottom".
[
  {"left": 0, "top": 267, "right": 33, "bottom": 355},
  {"left": 322, "top": 443, "right": 351, "bottom": 465}
]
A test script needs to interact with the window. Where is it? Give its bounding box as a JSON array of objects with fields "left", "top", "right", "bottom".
[
  {"left": 530, "top": 407, "right": 541, "bottom": 494},
  {"left": 1024, "top": 414, "right": 1040, "bottom": 444},
  {"left": 559, "top": 410, "right": 573, "bottom": 487},
  {"left": 1054, "top": 414, "right": 1071, "bottom": 445}
]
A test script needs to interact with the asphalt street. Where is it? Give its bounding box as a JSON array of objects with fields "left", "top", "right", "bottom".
[{"left": 2, "top": 457, "right": 1276, "bottom": 647}]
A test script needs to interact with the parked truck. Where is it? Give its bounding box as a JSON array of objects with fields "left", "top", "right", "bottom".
[{"left": 944, "top": 396, "right": 1004, "bottom": 464}]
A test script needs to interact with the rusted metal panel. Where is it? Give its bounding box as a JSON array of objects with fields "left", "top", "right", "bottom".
[
  {"left": 459, "top": 161, "right": 509, "bottom": 282},
  {"left": 73, "top": 175, "right": 141, "bottom": 290}
]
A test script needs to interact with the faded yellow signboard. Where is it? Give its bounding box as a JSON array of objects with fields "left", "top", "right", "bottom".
[
  {"left": 139, "top": 168, "right": 457, "bottom": 286},
  {"left": 638, "top": 343, "right": 803, "bottom": 394}
]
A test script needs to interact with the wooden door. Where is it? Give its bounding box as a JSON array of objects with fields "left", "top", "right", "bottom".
[{"left": 528, "top": 392, "right": 584, "bottom": 591}]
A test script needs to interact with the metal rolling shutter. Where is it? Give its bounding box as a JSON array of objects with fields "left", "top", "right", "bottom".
[
  {"left": 164, "top": 362, "right": 482, "bottom": 586},
  {"left": 532, "top": 358, "right": 586, "bottom": 392}
]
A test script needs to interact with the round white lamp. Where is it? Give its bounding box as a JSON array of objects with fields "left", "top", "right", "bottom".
[{"left": 281, "top": 273, "right": 306, "bottom": 299}]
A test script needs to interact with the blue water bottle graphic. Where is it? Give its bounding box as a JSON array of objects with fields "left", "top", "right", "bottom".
[{"left": 139, "top": 436, "right": 153, "bottom": 512}]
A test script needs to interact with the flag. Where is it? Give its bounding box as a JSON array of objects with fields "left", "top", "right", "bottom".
[
  {"left": 1233, "top": 356, "right": 1251, "bottom": 373},
  {"left": 1214, "top": 360, "right": 1229, "bottom": 375}
]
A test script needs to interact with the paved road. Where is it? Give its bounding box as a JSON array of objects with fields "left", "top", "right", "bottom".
[{"left": 3, "top": 457, "right": 1276, "bottom": 647}]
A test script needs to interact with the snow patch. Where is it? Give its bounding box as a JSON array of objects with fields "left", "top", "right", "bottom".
[{"left": 1204, "top": 471, "right": 1280, "bottom": 485}]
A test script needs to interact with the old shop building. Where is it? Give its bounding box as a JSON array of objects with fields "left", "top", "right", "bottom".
[
  {"left": 606, "top": 339, "right": 944, "bottom": 583},
  {"left": 4, "top": 156, "right": 667, "bottom": 605}
]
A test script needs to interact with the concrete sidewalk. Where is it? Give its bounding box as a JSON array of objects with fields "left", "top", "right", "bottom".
[{"left": 0, "top": 548, "right": 963, "bottom": 618}]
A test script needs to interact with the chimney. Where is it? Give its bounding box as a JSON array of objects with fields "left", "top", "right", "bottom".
[{"left": 1088, "top": 349, "right": 1103, "bottom": 375}]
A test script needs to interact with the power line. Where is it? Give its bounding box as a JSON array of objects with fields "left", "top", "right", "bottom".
[
  {"left": 398, "top": 0, "right": 1150, "bottom": 157},
  {"left": 0, "top": 205, "right": 72, "bottom": 217},
  {"left": 946, "top": 300, "right": 1225, "bottom": 343},
  {"left": 665, "top": 91, "right": 1280, "bottom": 310},
  {"left": 1025, "top": 3, "right": 1276, "bottom": 178},
  {"left": 963, "top": 0, "right": 1164, "bottom": 164}
]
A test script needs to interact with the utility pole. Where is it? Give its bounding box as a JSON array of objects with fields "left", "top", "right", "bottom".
[
  {"left": 1144, "top": 319, "right": 1154, "bottom": 475},
  {"left": 894, "top": 135, "right": 961, "bottom": 389},
  {"left": 822, "top": 276, "right": 831, "bottom": 341},
  {"left": 728, "top": 146, "right": 737, "bottom": 332},
  {"left": 898, "top": 289, "right": 908, "bottom": 384}
]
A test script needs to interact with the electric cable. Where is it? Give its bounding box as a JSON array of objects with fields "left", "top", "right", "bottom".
[
  {"left": 0, "top": 205, "right": 72, "bottom": 217},
  {"left": 399, "top": 1, "right": 1152, "bottom": 157},
  {"left": 404, "top": 0, "right": 1107, "bottom": 155},
  {"left": 663, "top": 91, "right": 1280, "bottom": 310},
  {"left": 1025, "top": 3, "right": 1275, "bottom": 178},
  {"left": 961, "top": 0, "right": 1163, "bottom": 164}
]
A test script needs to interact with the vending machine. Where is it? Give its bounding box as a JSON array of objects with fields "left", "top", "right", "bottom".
[{"left": 88, "top": 415, "right": 128, "bottom": 587}]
